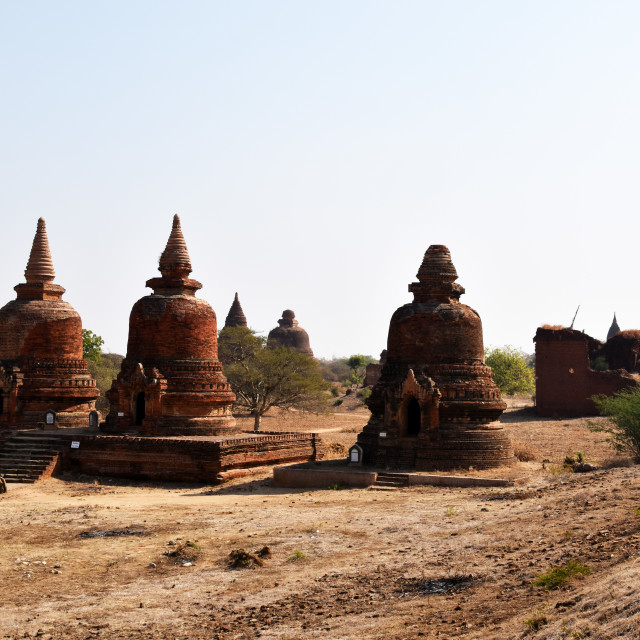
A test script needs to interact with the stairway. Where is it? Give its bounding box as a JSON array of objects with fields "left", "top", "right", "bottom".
[
  {"left": 0, "top": 432, "right": 65, "bottom": 483},
  {"left": 371, "top": 472, "right": 409, "bottom": 490}
]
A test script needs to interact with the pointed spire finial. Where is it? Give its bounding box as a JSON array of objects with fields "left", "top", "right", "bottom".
[
  {"left": 159, "top": 214, "right": 192, "bottom": 276},
  {"left": 24, "top": 217, "right": 55, "bottom": 283},
  {"left": 224, "top": 292, "right": 248, "bottom": 328},
  {"left": 607, "top": 313, "right": 621, "bottom": 341}
]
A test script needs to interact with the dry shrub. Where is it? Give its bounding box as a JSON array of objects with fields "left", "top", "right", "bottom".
[
  {"left": 228, "top": 547, "right": 270, "bottom": 569},
  {"left": 540, "top": 324, "right": 565, "bottom": 330},
  {"left": 325, "top": 442, "right": 348, "bottom": 459},
  {"left": 513, "top": 442, "right": 537, "bottom": 462},
  {"left": 598, "top": 456, "right": 634, "bottom": 469}
]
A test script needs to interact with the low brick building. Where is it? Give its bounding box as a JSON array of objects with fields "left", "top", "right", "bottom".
[
  {"left": 535, "top": 327, "right": 640, "bottom": 416},
  {"left": 0, "top": 218, "right": 99, "bottom": 428}
]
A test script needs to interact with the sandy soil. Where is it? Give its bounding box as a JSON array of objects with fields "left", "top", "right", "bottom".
[{"left": 2, "top": 401, "right": 640, "bottom": 640}]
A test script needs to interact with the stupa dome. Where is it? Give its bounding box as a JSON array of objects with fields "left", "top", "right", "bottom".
[{"left": 267, "top": 309, "right": 313, "bottom": 357}]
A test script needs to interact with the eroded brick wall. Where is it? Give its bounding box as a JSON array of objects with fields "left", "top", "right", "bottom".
[
  {"left": 535, "top": 328, "right": 639, "bottom": 416},
  {"left": 63, "top": 433, "right": 324, "bottom": 482}
]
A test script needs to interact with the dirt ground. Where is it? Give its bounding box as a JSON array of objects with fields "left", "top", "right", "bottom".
[{"left": 2, "top": 400, "right": 640, "bottom": 640}]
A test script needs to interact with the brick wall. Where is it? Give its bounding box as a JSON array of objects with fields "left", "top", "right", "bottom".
[
  {"left": 62, "top": 432, "right": 325, "bottom": 483},
  {"left": 535, "top": 328, "right": 640, "bottom": 416}
]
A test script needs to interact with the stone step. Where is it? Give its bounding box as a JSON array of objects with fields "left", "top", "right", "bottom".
[
  {"left": 0, "top": 462, "right": 51, "bottom": 473},
  {"left": 0, "top": 453, "right": 57, "bottom": 462},
  {"left": 372, "top": 471, "right": 409, "bottom": 490},
  {"left": 1, "top": 473, "right": 38, "bottom": 483},
  {"left": 0, "top": 433, "right": 63, "bottom": 483}
]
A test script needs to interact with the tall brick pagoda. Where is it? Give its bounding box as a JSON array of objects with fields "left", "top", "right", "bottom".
[
  {"left": 267, "top": 310, "right": 314, "bottom": 357},
  {"left": 224, "top": 292, "right": 248, "bottom": 328},
  {"left": 357, "top": 245, "right": 512, "bottom": 470},
  {"left": 103, "top": 215, "right": 237, "bottom": 436},
  {"left": 0, "top": 218, "right": 99, "bottom": 428}
]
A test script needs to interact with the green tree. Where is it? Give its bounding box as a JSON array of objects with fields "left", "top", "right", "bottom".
[
  {"left": 485, "top": 346, "right": 535, "bottom": 396},
  {"left": 224, "top": 345, "right": 329, "bottom": 431},
  {"left": 591, "top": 387, "right": 640, "bottom": 459},
  {"left": 346, "top": 354, "right": 367, "bottom": 386},
  {"left": 218, "top": 326, "right": 265, "bottom": 366},
  {"left": 82, "top": 329, "right": 104, "bottom": 362},
  {"left": 82, "top": 329, "right": 122, "bottom": 412}
]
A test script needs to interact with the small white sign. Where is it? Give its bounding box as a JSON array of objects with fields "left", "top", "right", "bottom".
[
  {"left": 71, "top": 441, "right": 80, "bottom": 449},
  {"left": 118, "top": 412, "right": 124, "bottom": 417},
  {"left": 350, "top": 450, "right": 359, "bottom": 462},
  {"left": 379, "top": 432, "right": 387, "bottom": 438}
]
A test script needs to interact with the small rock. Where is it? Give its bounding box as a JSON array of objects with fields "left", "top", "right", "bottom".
[
  {"left": 182, "top": 562, "right": 192, "bottom": 567},
  {"left": 148, "top": 562, "right": 157, "bottom": 568}
]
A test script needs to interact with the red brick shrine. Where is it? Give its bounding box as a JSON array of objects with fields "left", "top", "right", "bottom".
[
  {"left": 103, "top": 215, "right": 237, "bottom": 436},
  {"left": 357, "top": 245, "right": 513, "bottom": 470},
  {"left": 267, "top": 310, "right": 314, "bottom": 357},
  {"left": 0, "top": 218, "right": 99, "bottom": 428}
]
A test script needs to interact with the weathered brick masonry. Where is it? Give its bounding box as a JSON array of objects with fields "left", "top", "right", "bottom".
[
  {"left": 103, "top": 215, "right": 236, "bottom": 436},
  {"left": 58, "top": 432, "right": 325, "bottom": 482},
  {"left": 358, "top": 245, "right": 512, "bottom": 471},
  {"left": 535, "top": 327, "right": 640, "bottom": 416},
  {"left": 0, "top": 219, "right": 98, "bottom": 428}
]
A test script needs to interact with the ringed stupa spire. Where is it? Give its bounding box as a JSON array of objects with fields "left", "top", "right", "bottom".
[
  {"left": 224, "top": 293, "right": 248, "bottom": 328},
  {"left": 24, "top": 217, "right": 55, "bottom": 284},
  {"left": 159, "top": 214, "right": 192, "bottom": 277}
]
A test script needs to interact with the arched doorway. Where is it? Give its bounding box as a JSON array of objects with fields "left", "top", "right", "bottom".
[
  {"left": 135, "top": 392, "right": 146, "bottom": 426},
  {"left": 406, "top": 397, "right": 421, "bottom": 436}
]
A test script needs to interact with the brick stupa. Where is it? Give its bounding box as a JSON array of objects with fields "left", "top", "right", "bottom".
[
  {"left": 357, "top": 245, "right": 512, "bottom": 470},
  {"left": 103, "top": 215, "right": 237, "bottom": 436},
  {"left": 267, "top": 310, "right": 313, "bottom": 357},
  {"left": 224, "top": 292, "right": 248, "bottom": 328},
  {"left": 0, "top": 218, "right": 99, "bottom": 428}
]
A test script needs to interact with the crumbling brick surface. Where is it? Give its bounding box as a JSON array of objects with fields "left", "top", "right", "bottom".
[
  {"left": 104, "top": 215, "right": 236, "bottom": 436},
  {"left": 535, "top": 327, "right": 640, "bottom": 416},
  {"left": 0, "top": 219, "right": 98, "bottom": 429},
  {"left": 358, "top": 245, "right": 512, "bottom": 471}
]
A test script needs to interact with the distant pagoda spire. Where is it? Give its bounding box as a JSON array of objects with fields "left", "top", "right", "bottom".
[
  {"left": 24, "top": 217, "right": 55, "bottom": 284},
  {"left": 159, "top": 214, "right": 192, "bottom": 277},
  {"left": 224, "top": 292, "right": 248, "bottom": 328},
  {"left": 607, "top": 313, "right": 621, "bottom": 341}
]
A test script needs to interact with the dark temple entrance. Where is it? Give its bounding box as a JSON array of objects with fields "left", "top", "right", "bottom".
[
  {"left": 135, "top": 392, "right": 146, "bottom": 426},
  {"left": 406, "top": 397, "right": 421, "bottom": 436}
]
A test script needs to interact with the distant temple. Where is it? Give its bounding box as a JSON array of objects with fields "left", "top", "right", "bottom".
[
  {"left": 0, "top": 218, "right": 99, "bottom": 428},
  {"left": 267, "top": 310, "right": 314, "bottom": 357},
  {"left": 357, "top": 245, "right": 512, "bottom": 470},
  {"left": 607, "top": 313, "right": 621, "bottom": 341},
  {"left": 224, "top": 292, "right": 248, "bottom": 328},
  {"left": 103, "top": 215, "right": 237, "bottom": 436}
]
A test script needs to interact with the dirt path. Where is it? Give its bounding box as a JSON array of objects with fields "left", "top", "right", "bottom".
[{"left": 1, "top": 407, "right": 639, "bottom": 639}]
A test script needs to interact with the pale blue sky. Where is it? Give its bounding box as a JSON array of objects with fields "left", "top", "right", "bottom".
[{"left": 1, "top": 1, "right": 639, "bottom": 358}]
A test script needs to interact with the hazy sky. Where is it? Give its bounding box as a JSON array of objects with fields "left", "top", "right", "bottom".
[{"left": 2, "top": 1, "right": 639, "bottom": 359}]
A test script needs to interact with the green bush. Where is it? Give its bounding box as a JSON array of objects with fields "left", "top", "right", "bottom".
[
  {"left": 533, "top": 561, "right": 590, "bottom": 589},
  {"left": 485, "top": 346, "right": 535, "bottom": 396},
  {"left": 357, "top": 388, "right": 372, "bottom": 402},
  {"left": 592, "top": 388, "right": 640, "bottom": 459}
]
